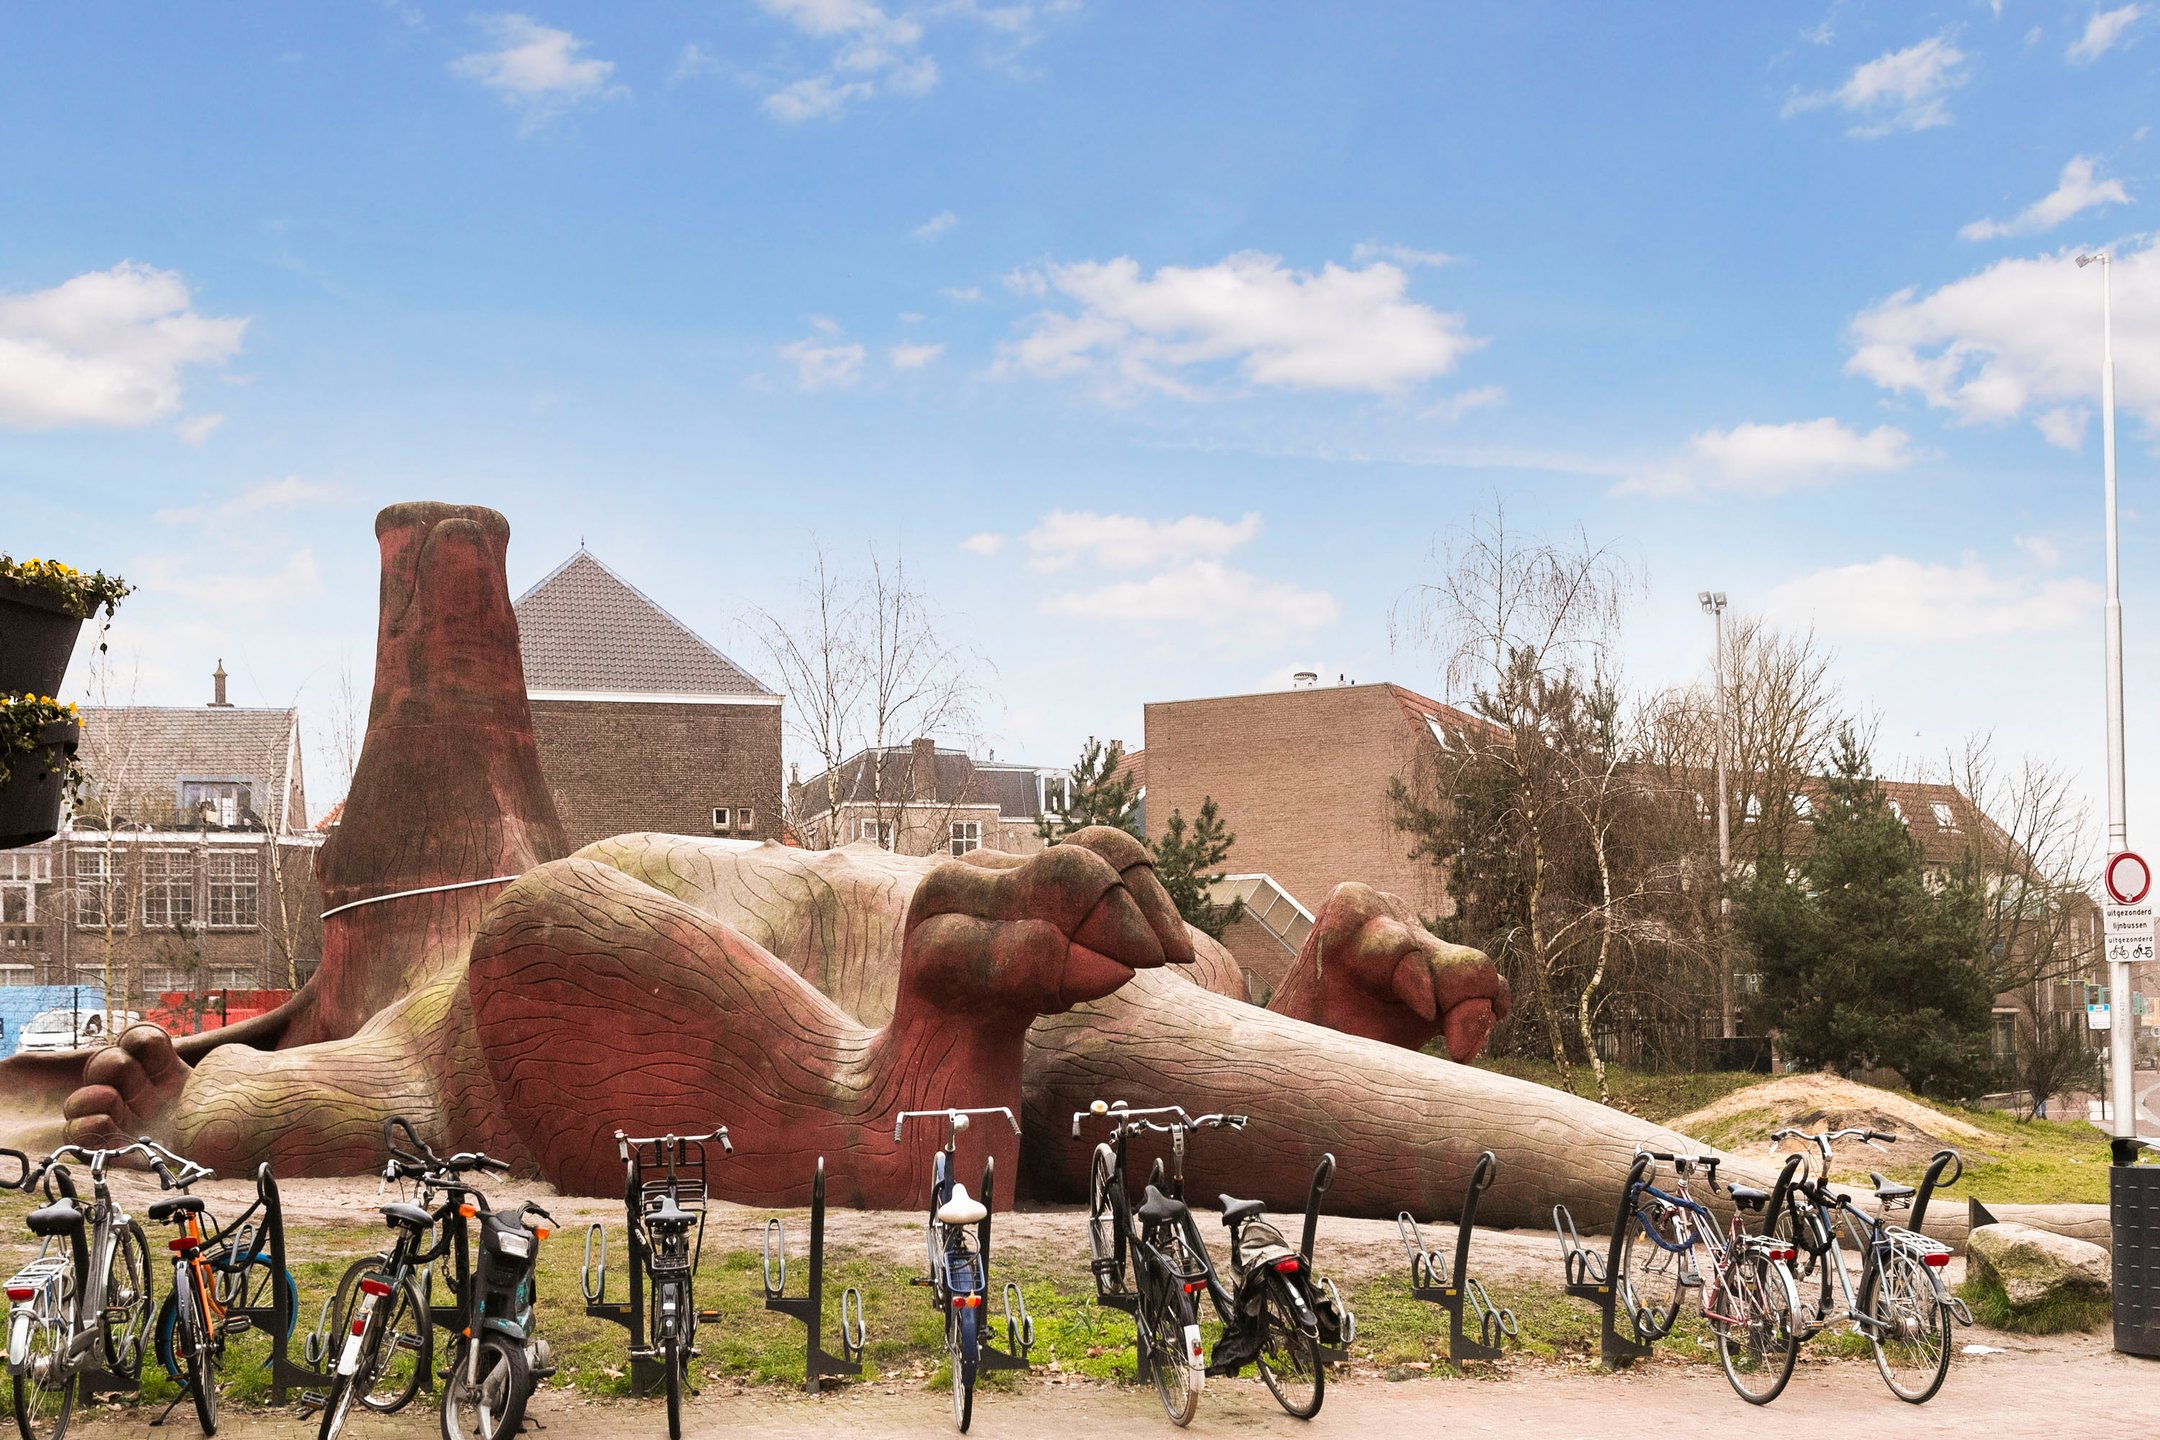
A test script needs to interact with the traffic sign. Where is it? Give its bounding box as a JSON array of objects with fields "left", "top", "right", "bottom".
[
  {"left": 2106, "top": 902, "right": 2157, "bottom": 968},
  {"left": 2107, "top": 850, "right": 2152, "bottom": 906}
]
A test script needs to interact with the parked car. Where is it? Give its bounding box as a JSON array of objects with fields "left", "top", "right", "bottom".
[{"left": 13, "top": 1007, "right": 142, "bottom": 1055}]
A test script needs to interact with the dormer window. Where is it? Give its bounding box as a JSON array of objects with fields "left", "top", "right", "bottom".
[
  {"left": 1889, "top": 799, "right": 1904, "bottom": 822},
  {"left": 1792, "top": 793, "right": 1813, "bottom": 822},
  {"left": 1039, "top": 773, "right": 1070, "bottom": 817},
  {"left": 179, "top": 778, "right": 253, "bottom": 829},
  {"left": 1693, "top": 793, "right": 1708, "bottom": 821},
  {"left": 1744, "top": 794, "right": 1762, "bottom": 822},
  {"left": 1425, "top": 715, "right": 1449, "bottom": 749},
  {"left": 1930, "top": 801, "right": 1955, "bottom": 831}
]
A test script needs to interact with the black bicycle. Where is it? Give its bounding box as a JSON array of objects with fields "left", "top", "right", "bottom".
[{"left": 611, "top": 1126, "right": 729, "bottom": 1440}]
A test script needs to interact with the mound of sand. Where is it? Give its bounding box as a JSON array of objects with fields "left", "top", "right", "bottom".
[{"left": 1670, "top": 1072, "right": 1987, "bottom": 1174}]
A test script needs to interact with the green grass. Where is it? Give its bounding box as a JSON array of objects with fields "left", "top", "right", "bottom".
[
  {"left": 1468, "top": 1057, "right": 1765, "bottom": 1124},
  {"left": 1957, "top": 1269, "right": 2110, "bottom": 1334}
]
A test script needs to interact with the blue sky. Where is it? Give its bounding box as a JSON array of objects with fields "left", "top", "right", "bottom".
[{"left": 2, "top": 1, "right": 2155, "bottom": 849}]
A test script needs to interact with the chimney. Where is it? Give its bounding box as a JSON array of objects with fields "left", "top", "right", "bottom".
[
  {"left": 210, "top": 660, "right": 232, "bottom": 707},
  {"left": 912, "top": 736, "right": 939, "bottom": 802}
]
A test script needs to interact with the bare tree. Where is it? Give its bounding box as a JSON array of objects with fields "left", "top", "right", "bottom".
[
  {"left": 758, "top": 547, "right": 867, "bottom": 846},
  {"left": 1936, "top": 736, "right": 2099, "bottom": 999},
  {"left": 857, "top": 550, "right": 982, "bottom": 851}
]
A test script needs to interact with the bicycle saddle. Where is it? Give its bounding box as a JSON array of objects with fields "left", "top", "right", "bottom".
[
  {"left": 1867, "top": 1172, "right": 1915, "bottom": 1204},
  {"left": 25, "top": 1201, "right": 83, "bottom": 1237},
  {"left": 1728, "top": 1185, "right": 1770, "bottom": 1212},
  {"left": 1135, "top": 1185, "right": 1189, "bottom": 1224},
  {"left": 380, "top": 1201, "right": 434, "bottom": 1230},
  {"left": 1217, "top": 1195, "right": 1265, "bottom": 1226},
  {"left": 148, "top": 1195, "right": 206, "bottom": 1221},
  {"left": 647, "top": 1199, "right": 696, "bottom": 1230},
  {"left": 936, "top": 1183, "right": 988, "bottom": 1226}
]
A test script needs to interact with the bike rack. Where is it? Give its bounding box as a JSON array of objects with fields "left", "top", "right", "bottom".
[
  {"left": 235, "top": 1163, "right": 331, "bottom": 1406},
  {"left": 762, "top": 1157, "right": 867, "bottom": 1394},
  {"left": 1553, "top": 1153, "right": 1655, "bottom": 1370},
  {"left": 1399, "top": 1150, "right": 1517, "bottom": 1366},
  {"left": 1296, "top": 1151, "right": 1352, "bottom": 1365},
  {"left": 1908, "top": 1148, "right": 1962, "bottom": 1235},
  {"left": 973, "top": 1154, "right": 1032, "bottom": 1374}
]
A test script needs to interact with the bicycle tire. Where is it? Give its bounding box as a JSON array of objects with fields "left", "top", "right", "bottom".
[
  {"left": 177, "top": 1266, "right": 218, "bottom": 1435},
  {"left": 1256, "top": 1276, "right": 1324, "bottom": 1420},
  {"left": 1146, "top": 1278, "right": 1199, "bottom": 1427},
  {"left": 1088, "top": 1143, "right": 1125, "bottom": 1295},
  {"left": 948, "top": 1302, "right": 978, "bottom": 1433},
  {"left": 1772, "top": 1202, "right": 1834, "bottom": 1332},
  {"left": 314, "top": 1374, "right": 358, "bottom": 1440},
  {"left": 10, "top": 1312, "right": 75, "bottom": 1440},
  {"left": 439, "top": 1334, "right": 530, "bottom": 1440},
  {"left": 1714, "top": 1250, "right": 1799, "bottom": 1406},
  {"left": 663, "top": 1330, "right": 682, "bottom": 1440},
  {"left": 101, "top": 1219, "right": 152, "bottom": 1382},
  {"left": 1617, "top": 1206, "right": 1686, "bottom": 1341},
  {"left": 326, "top": 1261, "right": 426, "bottom": 1415},
  {"left": 1864, "top": 1251, "right": 1952, "bottom": 1404}
]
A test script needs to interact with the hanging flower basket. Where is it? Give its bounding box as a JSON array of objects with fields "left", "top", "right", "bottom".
[
  {"left": 0, "top": 558, "right": 132, "bottom": 697},
  {"left": 0, "top": 702, "right": 80, "bottom": 849}
]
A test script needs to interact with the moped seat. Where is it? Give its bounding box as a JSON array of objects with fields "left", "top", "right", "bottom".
[
  {"left": 25, "top": 1201, "right": 83, "bottom": 1237},
  {"left": 1217, "top": 1195, "right": 1265, "bottom": 1226},
  {"left": 381, "top": 1202, "right": 434, "bottom": 1230},
  {"left": 935, "top": 1183, "right": 988, "bottom": 1227},
  {"left": 148, "top": 1196, "right": 207, "bottom": 1222},
  {"left": 1136, "top": 1185, "right": 1188, "bottom": 1224}
]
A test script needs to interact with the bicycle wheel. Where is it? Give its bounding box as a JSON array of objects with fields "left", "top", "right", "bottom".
[
  {"left": 176, "top": 1266, "right": 219, "bottom": 1435},
  {"left": 1772, "top": 1203, "right": 1834, "bottom": 1334},
  {"left": 947, "top": 1302, "right": 978, "bottom": 1433},
  {"left": 314, "top": 1374, "right": 359, "bottom": 1440},
  {"left": 662, "top": 1329, "right": 682, "bottom": 1440},
  {"left": 1617, "top": 1205, "right": 1686, "bottom": 1341},
  {"left": 1256, "top": 1278, "right": 1324, "bottom": 1420},
  {"left": 1714, "top": 1250, "right": 1799, "bottom": 1406},
  {"left": 10, "top": 1310, "right": 74, "bottom": 1440},
  {"left": 1088, "top": 1143, "right": 1125, "bottom": 1293},
  {"left": 440, "top": 1334, "right": 530, "bottom": 1440},
  {"left": 101, "top": 1219, "right": 153, "bottom": 1381},
  {"left": 1146, "top": 1281, "right": 1199, "bottom": 1427},
  {"left": 1865, "top": 1251, "right": 1952, "bottom": 1404}
]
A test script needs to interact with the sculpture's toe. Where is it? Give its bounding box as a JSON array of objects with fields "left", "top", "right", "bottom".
[
  {"left": 1057, "top": 826, "right": 1194, "bottom": 968},
  {"left": 61, "top": 1024, "right": 190, "bottom": 1147},
  {"left": 1433, "top": 947, "right": 1510, "bottom": 1062}
]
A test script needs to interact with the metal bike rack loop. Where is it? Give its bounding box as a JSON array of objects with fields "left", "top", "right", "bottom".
[
  {"left": 973, "top": 1154, "right": 1032, "bottom": 1374},
  {"left": 762, "top": 1157, "right": 866, "bottom": 1394},
  {"left": 1398, "top": 1150, "right": 1518, "bottom": 1366},
  {"left": 1553, "top": 1152, "right": 1656, "bottom": 1370},
  {"left": 1299, "top": 1152, "right": 1351, "bottom": 1365}
]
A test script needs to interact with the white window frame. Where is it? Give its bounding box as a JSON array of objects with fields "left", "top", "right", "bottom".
[
  {"left": 712, "top": 807, "right": 731, "bottom": 832},
  {"left": 1930, "top": 801, "right": 1955, "bottom": 831},
  {"left": 74, "top": 848, "right": 123, "bottom": 929},
  {"left": 1792, "top": 793, "right": 1813, "bottom": 821},
  {"left": 1888, "top": 799, "right": 1904, "bottom": 823},
  {"left": 950, "top": 821, "right": 982, "bottom": 857},
  {"left": 140, "top": 849, "right": 196, "bottom": 932},
  {"left": 0, "top": 964, "right": 33, "bottom": 986},
  {"left": 204, "top": 850, "right": 259, "bottom": 931},
  {"left": 859, "top": 818, "right": 894, "bottom": 849}
]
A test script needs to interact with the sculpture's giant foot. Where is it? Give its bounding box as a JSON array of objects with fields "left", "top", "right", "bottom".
[
  {"left": 1267, "top": 882, "right": 1510, "bottom": 1057},
  {"left": 58, "top": 1025, "right": 192, "bottom": 1148}
]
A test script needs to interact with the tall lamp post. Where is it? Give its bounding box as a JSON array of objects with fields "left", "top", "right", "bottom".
[
  {"left": 1699, "top": 590, "right": 1735, "bottom": 1041},
  {"left": 2078, "top": 251, "right": 2137, "bottom": 1163}
]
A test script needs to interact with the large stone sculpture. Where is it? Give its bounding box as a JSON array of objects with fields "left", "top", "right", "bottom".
[{"left": 1262, "top": 881, "right": 1506, "bottom": 1055}]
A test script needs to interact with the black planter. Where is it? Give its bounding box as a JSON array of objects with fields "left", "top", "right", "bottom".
[
  {"left": 0, "top": 718, "right": 77, "bottom": 850},
  {"left": 0, "top": 575, "right": 87, "bottom": 697}
]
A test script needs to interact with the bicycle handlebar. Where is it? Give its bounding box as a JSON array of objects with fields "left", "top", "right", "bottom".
[
  {"left": 1634, "top": 1149, "right": 1722, "bottom": 1191},
  {"left": 131, "top": 1136, "right": 214, "bottom": 1190},
  {"left": 892, "top": 1106, "right": 1021, "bottom": 1143},
  {"left": 615, "top": 1125, "right": 733, "bottom": 1158}
]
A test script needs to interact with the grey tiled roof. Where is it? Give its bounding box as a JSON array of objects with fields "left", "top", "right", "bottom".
[
  {"left": 798, "top": 746, "right": 1046, "bottom": 820},
  {"left": 72, "top": 707, "right": 302, "bottom": 831},
  {"left": 514, "top": 549, "right": 775, "bottom": 698}
]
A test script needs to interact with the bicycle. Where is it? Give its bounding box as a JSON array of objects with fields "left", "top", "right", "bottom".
[
  {"left": 1, "top": 1143, "right": 156, "bottom": 1440},
  {"left": 1612, "top": 1148, "right": 1804, "bottom": 1405},
  {"left": 1766, "top": 1127, "right": 1970, "bottom": 1404},
  {"left": 893, "top": 1107, "right": 1030, "bottom": 1433},
  {"left": 609, "top": 1126, "right": 730, "bottom": 1440},
  {"left": 133, "top": 1139, "right": 298, "bottom": 1435}
]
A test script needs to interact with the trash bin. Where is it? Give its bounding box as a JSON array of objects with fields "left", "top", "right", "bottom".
[{"left": 2114, "top": 1161, "right": 2160, "bottom": 1357}]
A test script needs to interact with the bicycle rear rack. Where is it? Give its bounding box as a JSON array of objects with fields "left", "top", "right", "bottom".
[
  {"left": 762, "top": 1157, "right": 866, "bottom": 1394},
  {"left": 1399, "top": 1149, "right": 1517, "bottom": 1366},
  {"left": 1553, "top": 1152, "right": 1655, "bottom": 1370}
]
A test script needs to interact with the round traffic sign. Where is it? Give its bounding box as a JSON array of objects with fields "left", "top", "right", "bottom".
[{"left": 2107, "top": 850, "right": 2152, "bottom": 906}]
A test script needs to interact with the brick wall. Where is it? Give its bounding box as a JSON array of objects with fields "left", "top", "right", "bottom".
[
  {"left": 528, "top": 698, "right": 782, "bottom": 850},
  {"left": 1143, "top": 683, "right": 1451, "bottom": 918}
]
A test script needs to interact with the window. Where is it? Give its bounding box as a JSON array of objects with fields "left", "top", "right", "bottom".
[
  {"left": 712, "top": 807, "right": 731, "bottom": 832},
  {"left": 0, "top": 965, "right": 32, "bottom": 986},
  {"left": 140, "top": 850, "right": 196, "bottom": 931},
  {"left": 950, "top": 821, "right": 982, "bottom": 856},
  {"left": 1930, "top": 801, "right": 1956, "bottom": 831},
  {"left": 1888, "top": 799, "right": 1904, "bottom": 823},
  {"left": 1040, "top": 773, "right": 1070, "bottom": 817},
  {"left": 1, "top": 886, "right": 28, "bottom": 924},
  {"left": 1424, "top": 715, "right": 1449, "bottom": 749},
  {"left": 1744, "top": 794, "right": 1762, "bottom": 822},
  {"left": 859, "top": 819, "right": 894, "bottom": 849},
  {"left": 74, "top": 849, "right": 124, "bottom": 929},
  {"left": 205, "top": 851, "right": 258, "bottom": 930},
  {"left": 1792, "top": 793, "right": 1813, "bottom": 821},
  {"left": 179, "top": 779, "right": 253, "bottom": 829},
  {"left": 1692, "top": 793, "right": 1708, "bottom": 821},
  {"left": 734, "top": 808, "right": 755, "bottom": 832}
]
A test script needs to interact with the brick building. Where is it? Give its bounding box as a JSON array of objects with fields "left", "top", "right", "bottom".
[
  {"left": 2, "top": 674, "right": 324, "bottom": 1003},
  {"left": 791, "top": 738, "right": 1060, "bottom": 858},
  {"left": 515, "top": 548, "right": 783, "bottom": 850}
]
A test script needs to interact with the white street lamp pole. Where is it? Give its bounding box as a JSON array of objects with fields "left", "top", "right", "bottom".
[
  {"left": 2079, "top": 250, "right": 2135, "bottom": 1155},
  {"left": 1700, "top": 590, "right": 1734, "bottom": 1040}
]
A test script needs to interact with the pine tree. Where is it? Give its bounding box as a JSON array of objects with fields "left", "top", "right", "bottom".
[
  {"left": 1151, "top": 798, "right": 1242, "bottom": 940},
  {"left": 1036, "top": 736, "right": 1141, "bottom": 843},
  {"left": 1741, "top": 732, "right": 1996, "bottom": 1099}
]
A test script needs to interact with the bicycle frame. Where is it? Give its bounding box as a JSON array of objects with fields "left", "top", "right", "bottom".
[{"left": 6, "top": 1143, "right": 153, "bottom": 1403}]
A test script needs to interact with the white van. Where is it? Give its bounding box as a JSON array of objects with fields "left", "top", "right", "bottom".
[{"left": 13, "top": 1009, "right": 143, "bottom": 1055}]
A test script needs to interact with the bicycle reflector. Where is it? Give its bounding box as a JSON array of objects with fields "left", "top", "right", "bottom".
[
  {"left": 1271, "top": 1257, "right": 1300, "bottom": 1274},
  {"left": 4, "top": 1286, "right": 32, "bottom": 1302},
  {"left": 1183, "top": 1280, "right": 1206, "bottom": 1294},
  {"left": 949, "top": 1295, "right": 983, "bottom": 1308},
  {"left": 167, "top": 1236, "right": 200, "bottom": 1252},
  {"left": 1921, "top": 1252, "right": 1951, "bottom": 1267},
  {"left": 458, "top": 1203, "right": 477, "bottom": 1218},
  {"left": 358, "top": 1279, "right": 393, "bottom": 1298}
]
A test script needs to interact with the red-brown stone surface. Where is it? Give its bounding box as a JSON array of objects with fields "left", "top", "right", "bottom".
[{"left": 1265, "top": 882, "right": 1509, "bottom": 1057}]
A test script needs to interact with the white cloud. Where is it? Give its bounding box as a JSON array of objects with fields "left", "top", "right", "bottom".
[
  {"left": 888, "top": 342, "right": 944, "bottom": 370},
  {"left": 1784, "top": 33, "right": 1968, "bottom": 137},
  {"left": 1619, "top": 419, "right": 1915, "bottom": 498},
  {"left": 2035, "top": 405, "right": 2090, "bottom": 450},
  {"left": 2068, "top": 4, "right": 2144, "bottom": 61},
  {"left": 132, "top": 548, "right": 325, "bottom": 612},
  {"left": 913, "top": 210, "right": 958, "bottom": 240},
  {"left": 452, "top": 14, "right": 621, "bottom": 129},
  {"left": 0, "top": 263, "right": 246, "bottom": 430},
  {"left": 999, "top": 250, "right": 1481, "bottom": 398},
  {"left": 755, "top": 0, "right": 937, "bottom": 120},
  {"left": 1421, "top": 385, "right": 1507, "bottom": 423},
  {"left": 1042, "top": 560, "right": 1341, "bottom": 647},
  {"left": 779, "top": 335, "right": 866, "bottom": 390},
  {"left": 2015, "top": 534, "right": 2065, "bottom": 567},
  {"left": 671, "top": 42, "right": 720, "bottom": 84},
  {"left": 175, "top": 413, "right": 225, "bottom": 446},
  {"left": 1024, "top": 510, "right": 1262, "bottom": 572},
  {"left": 941, "top": 285, "right": 984, "bottom": 303},
  {"left": 155, "top": 476, "right": 343, "bottom": 526},
  {"left": 1351, "top": 241, "right": 1456, "bottom": 268},
  {"left": 1960, "top": 155, "right": 2130, "bottom": 240},
  {"left": 1845, "top": 238, "right": 2160, "bottom": 434},
  {"left": 959, "top": 531, "right": 1006, "bottom": 556},
  {"left": 1767, "top": 552, "right": 2100, "bottom": 644}
]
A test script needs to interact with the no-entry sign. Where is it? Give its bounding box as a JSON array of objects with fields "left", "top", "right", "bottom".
[{"left": 2107, "top": 851, "right": 2152, "bottom": 907}]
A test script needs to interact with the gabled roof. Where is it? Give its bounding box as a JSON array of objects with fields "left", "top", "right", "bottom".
[
  {"left": 1386, "top": 683, "right": 1506, "bottom": 748},
  {"left": 73, "top": 706, "right": 304, "bottom": 832},
  {"left": 514, "top": 548, "right": 776, "bottom": 699},
  {"left": 795, "top": 745, "right": 1048, "bottom": 821}
]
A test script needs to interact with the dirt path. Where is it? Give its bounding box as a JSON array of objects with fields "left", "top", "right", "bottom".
[{"left": 59, "top": 1332, "right": 2160, "bottom": 1439}]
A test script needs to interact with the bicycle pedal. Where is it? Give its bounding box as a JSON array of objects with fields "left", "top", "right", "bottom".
[{"left": 224, "top": 1315, "right": 254, "bottom": 1334}]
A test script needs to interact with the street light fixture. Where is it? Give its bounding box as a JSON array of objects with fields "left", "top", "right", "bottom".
[{"left": 1699, "top": 590, "right": 1734, "bottom": 1040}]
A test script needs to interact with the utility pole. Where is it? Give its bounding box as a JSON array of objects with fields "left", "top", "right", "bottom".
[
  {"left": 1699, "top": 590, "right": 1734, "bottom": 1040},
  {"left": 2079, "top": 251, "right": 2137, "bottom": 1162}
]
